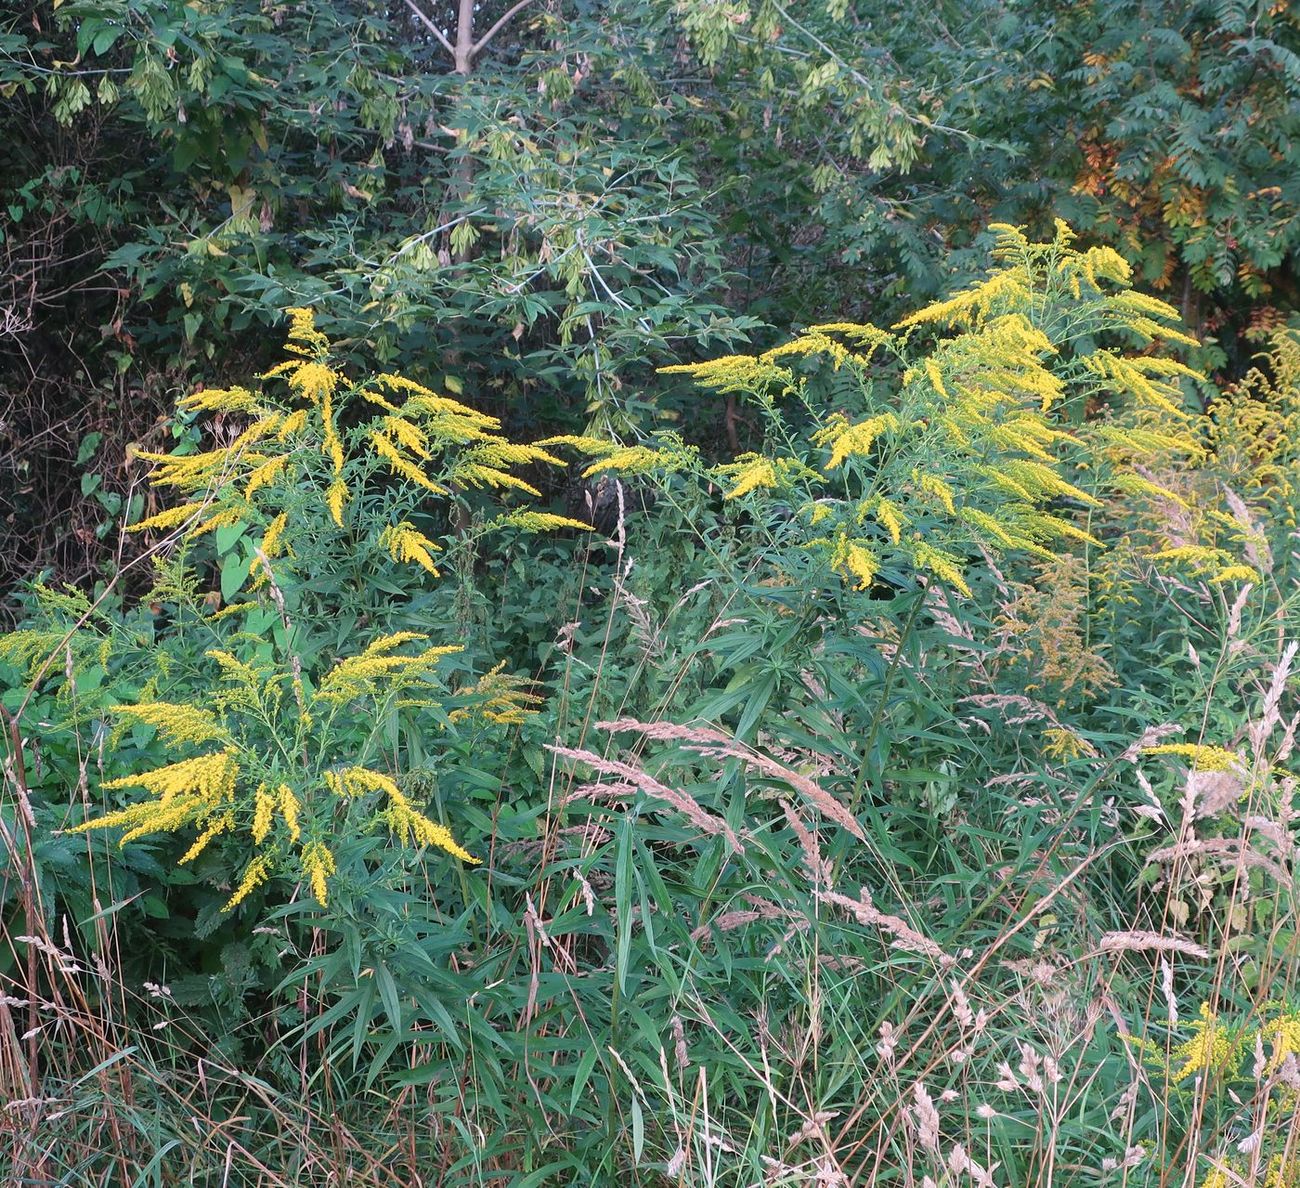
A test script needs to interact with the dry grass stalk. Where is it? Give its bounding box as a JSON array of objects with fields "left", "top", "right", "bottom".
[
  {"left": 816, "top": 888, "right": 948, "bottom": 961},
  {"left": 1221, "top": 484, "right": 1273, "bottom": 575},
  {"left": 782, "top": 800, "right": 833, "bottom": 889},
  {"left": 1097, "top": 931, "right": 1211, "bottom": 959},
  {"left": 1186, "top": 769, "right": 1247, "bottom": 819},
  {"left": 597, "top": 717, "right": 864, "bottom": 841},
  {"left": 1248, "top": 639, "right": 1298, "bottom": 758},
  {"left": 547, "top": 743, "right": 743, "bottom": 853},
  {"left": 1121, "top": 722, "right": 1183, "bottom": 763},
  {"left": 691, "top": 895, "right": 794, "bottom": 942},
  {"left": 1146, "top": 835, "right": 1291, "bottom": 884}
]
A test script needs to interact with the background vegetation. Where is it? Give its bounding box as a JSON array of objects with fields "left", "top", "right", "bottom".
[{"left": 4, "top": 1, "right": 1300, "bottom": 1184}]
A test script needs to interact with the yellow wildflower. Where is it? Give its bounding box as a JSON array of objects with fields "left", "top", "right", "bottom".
[
  {"left": 873, "top": 498, "right": 905, "bottom": 545},
  {"left": 252, "top": 513, "right": 289, "bottom": 569},
  {"left": 190, "top": 506, "right": 246, "bottom": 539},
  {"left": 1144, "top": 743, "right": 1240, "bottom": 773},
  {"left": 287, "top": 360, "right": 339, "bottom": 405},
  {"left": 278, "top": 785, "right": 301, "bottom": 843},
  {"left": 282, "top": 306, "right": 330, "bottom": 355},
  {"left": 380, "top": 522, "right": 442, "bottom": 576},
  {"left": 384, "top": 786, "right": 479, "bottom": 863},
  {"left": 368, "top": 431, "right": 447, "bottom": 493},
  {"left": 1042, "top": 727, "right": 1094, "bottom": 762},
  {"left": 251, "top": 783, "right": 276, "bottom": 844},
  {"left": 225, "top": 853, "right": 272, "bottom": 910},
  {"left": 277, "top": 408, "right": 309, "bottom": 439},
  {"left": 1171, "top": 1003, "right": 1237, "bottom": 1081},
  {"left": 127, "top": 502, "right": 208, "bottom": 534},
  {"left": 448, "top": 661, "right": 542, "bottom": 725},
  {"left": 491, "top": 510, "right": 594, "bottom": 532},
  {"left": 582, "top": 445, "right": 673, "bottom": 478},
  {"left": 325, "top": 478, "right": 349, "bottom": 527},
  {"left": 327, "top": 767, "right": 411, "bottom": 801},
  {"left": 1148, "top": 545, "right": 1225, "bottom": 570},
  {"left": 912, "top": 541, "right": 972, "bottom": 597},
  {"left": 842, "top": 541, "right": 878, "bottom": 590},
  {"left": 180, "top": 385, "right": 260, "bottom": 414},
  {"left": 450, "top": 459, "right": 541, "bottom": 496},
  {"left": 384, "top": 415, "right": 432, "bottom": 459},
  {"left": 1209, "top": 565, "right": 1259, "bottom": 585},
  {"left": 69, "top": 749, "right": 241, "bottom": 845},
  {"left": 177, "top": 812, "right": 233, "bottom": 864},
  {"left": 317, "top": 633, "right": 460, "bottom": 703},
  {"left": 301, "top": 841, "right": 336, "bottom": 904},
  {"left": 658, "top": 355, "right": 795, "bottom": 394},
  {"left": 244, "top": 453, "right": 291, "bottom": 500},
  {"left": 98, "top": 748, "right": 240, "bottom": 807},
  {"left": 717, "top": 454, "right": 778, "bottom": 500},
  {"left": 1261, "top": 1010, "right": 1300, "bottom": 1075},
  {"left": 924, "top": 358, "right": 948, "bottom": 398},
  {"left": 961, "top": 507, "right": 1023, "bottom": 550},
  {"left": 818, "top": 412, "right": 899, "bottom": 470},
  {"left": 914, "top": 471, "right": 956, "bottom": 515},
  {"left": 112, "top": 702, "right": 230, "bottom": 748}
]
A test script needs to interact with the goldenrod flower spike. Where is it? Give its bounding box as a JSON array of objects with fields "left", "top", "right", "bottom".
[
  {"left": 1144, "top": 743, "right": 1241, "bottom": 773},
  {"left": 716, "top": 454, "right": 778, "bottom": 500},
  {"left": 1170, "top": 1004, "right": 1238, "bottom": 1081},
  {"left": 448, "top": 662, "right": 543, "bottom": 726},
  {"left": 492, "top": 511, "right": 594, "bottom": 533},
  {"left": 225, "top": 854, "right": 272, "bottom": 911},
  {"left": 380, "top": 522, "right": 442, "bottom": 575},
  {"left": 111, "top": 702, "right": 231, "bottom": 748},
  {"left": 127, "top": 502, "right": 209, "bottom": 534},
  {"left": 300, "top": 842, "right": 337, "bottom": 905}
]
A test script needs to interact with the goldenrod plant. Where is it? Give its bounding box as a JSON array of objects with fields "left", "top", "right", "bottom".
[
  {"left": 651, "top": 221, "right": 1240, "bottom": 598},
  {"left": 7, "top": 308, "right": 588, "bottom": 913},
  {"left": 11, "top": 234, "right": 1300, "bottom": 1187},
  {"left": 66, "top": 633, "right": 475, "bottom": 910},
  {"left": 1205, "top": 327, "right": 1300, "bottom": 523},
  {"left": 128, "top": 306, "right": 589, "bottom": 592}
]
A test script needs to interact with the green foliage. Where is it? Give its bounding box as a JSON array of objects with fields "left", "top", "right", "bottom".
[
  {"left": 8, "top": 15, "right": 1300, "bottom": 1167},
  {"left": 650, "top": 222, "right": 1220, "bottom": 602},
  {"left": 7, "top": 0, "right": 1300, "bottom": 597}
]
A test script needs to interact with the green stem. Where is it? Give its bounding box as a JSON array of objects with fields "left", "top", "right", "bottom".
[{"left": 847, "top": 584, "right": 927, "bottom": 817}]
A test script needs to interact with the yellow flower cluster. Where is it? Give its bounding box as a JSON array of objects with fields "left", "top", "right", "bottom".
[
  {"left": 537, "top": 434, "right": 698, "bottom": 480},
  {"left": 323, "top": 766, "right": 479, "bottom": 863},
  {"left": 379, "top": 522, "right": 442, "bottom": 576},
  {"left": 1171, "top": 1003, "right": 1239, "bottom": 1081},
  {"left": 72, "top": 632, "right": 491, "bottom": 911},
  {"left": 1205, "top": 328, "right": 1300, "bottom": 524},
  {"left": 653, "top": 220, "right": 1211, "bottom": 601},
  {"left": 448, "top": 661, "right": 543, "bottom": 726},
  {"left": 317, "top": 632, "right": 461, "bottom": 703},
  {"left": 1144, "top": 743, "right": 1242, "bottom": 773},
  {"left": 126, "top": 307, "right": 591, "bottom": 592},
  {"left": 69, "top": 747, "right": 240, "bottom": 848},
  {"left": 1177, "top": 999, "right": 1300, "bottom": 1188},
  {"left": 113, "top": 701, "right": 231, "bottom": 747}
]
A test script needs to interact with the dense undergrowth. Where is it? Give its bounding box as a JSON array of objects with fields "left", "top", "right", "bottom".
[{"left": 5, "top": 225, "right": 1300, "bottom": 1186}]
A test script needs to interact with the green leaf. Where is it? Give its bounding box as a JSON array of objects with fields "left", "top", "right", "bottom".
[
  {"left": 92, "top": 25, "right": 123, "bottom": 55},
  {"left": 614, "top": 815, "right": 634, "bottom": 996},
  {"left": 568, "top": 1045, "right": 600, "bottom": 1113},
  {"left": 213, "top": 520, "right": 247, "bottom": 554},
  {"left": 219, "top": 552, "right": 247, "bottom": 601}
]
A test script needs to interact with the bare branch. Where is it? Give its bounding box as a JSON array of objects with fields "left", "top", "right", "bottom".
[
  {"left": 401, "top": 0, "right": 456, "bottom": 60},
  {"left": 472, "top": 0, "right": 539, "bottom": 58}
]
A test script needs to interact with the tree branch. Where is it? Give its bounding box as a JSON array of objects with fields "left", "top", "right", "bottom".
[
  {"left": 402, "top": 0, "right": 456, "bottom": 61},
  {"left": 472, "top": 0, "right": 539, "bottom": 58}
]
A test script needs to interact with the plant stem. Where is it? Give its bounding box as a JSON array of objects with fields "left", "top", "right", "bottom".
[{"left": 847, "top": 583, "right": 927, "bottom": 817}]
